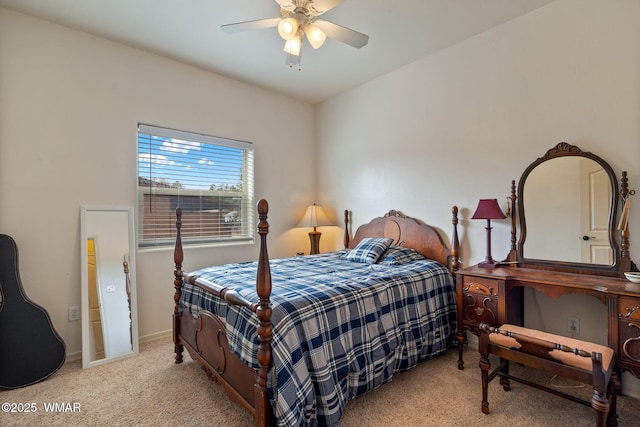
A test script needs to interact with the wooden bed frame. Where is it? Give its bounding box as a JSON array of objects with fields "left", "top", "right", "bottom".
[{"left": 172, "top": 200, "right": 460, "bottom": 426}]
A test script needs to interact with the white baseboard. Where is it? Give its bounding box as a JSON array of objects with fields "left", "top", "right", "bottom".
[
  {"left": 622, "top": 372, "right": 640, "bottom": 399},
  {"left": 139, "top": 329, "right": 172, "bottom": 343},
  {"left": 466, "top": 333, "right": 478, "bottom": 351},
  {"left": 65, "top": 350, "right": 82, "bottom": 362},
  {"left": 64, "top": 329, "right": 172, "bottom": 364}
]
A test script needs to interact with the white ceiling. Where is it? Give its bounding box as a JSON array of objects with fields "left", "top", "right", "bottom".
[{"left": 0, "top": 0, "right": 556, "bottom": 104}]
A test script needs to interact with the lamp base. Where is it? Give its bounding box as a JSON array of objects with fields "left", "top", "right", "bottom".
[
  {"left": 309, "top": 230, "right": 321, "bottom": 255},
  {"left": 478, "top": 260, "right": 499, "bottom": 269}
]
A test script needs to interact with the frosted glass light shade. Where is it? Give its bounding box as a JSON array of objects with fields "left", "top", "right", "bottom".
[
  {"left": 284, "top": 34, "right": 302, "bottom": 56},
  {"left": 304, "top": 23, "right": 326, "bottom": 49},
  {"left": 278, "top": 17, "right": 299, "bottom": 40}
]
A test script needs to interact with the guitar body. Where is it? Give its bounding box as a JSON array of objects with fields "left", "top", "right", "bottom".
[{"left": 0, "top": 234, "right": 66, "bottom": 389}]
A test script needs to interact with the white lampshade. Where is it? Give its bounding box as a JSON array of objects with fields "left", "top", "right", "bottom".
[
  {"left": 283, "top": 33, "right": 302, "bottom": 56},
  {"left": 297, "top": 204, "right": 333, "bottom": 229},
  {"left": 278, "top": 17, "right": 299, "bottom": 40},
  {"left": 303, "top": 23, "right": 326, "bottom": 49}
]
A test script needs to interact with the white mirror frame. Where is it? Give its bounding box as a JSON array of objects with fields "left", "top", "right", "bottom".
[{"left": 80, "top": 206, "right": 139, "bottom": 368}]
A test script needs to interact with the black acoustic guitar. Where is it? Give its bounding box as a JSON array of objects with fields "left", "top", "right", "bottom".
[{"left": 0, "top": 234, "right": 66, "bottom": 389}]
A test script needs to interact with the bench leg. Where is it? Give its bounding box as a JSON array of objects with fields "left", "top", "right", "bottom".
[
  {"left": 606, "top": 372, "right": 619, "bottom": 427},
  {"left": 498, "top": 357, "right": 511, "bottom": 391},
  {"left": 592, "top": 390, "right": 610, "bottom": 427},
  {"left": 479, "top": 353, "right": 491, "bottom": 414},
  {"left": 592, "top": 371, "right": 619, "bottom": 427}
]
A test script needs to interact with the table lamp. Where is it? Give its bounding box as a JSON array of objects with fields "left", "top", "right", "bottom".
[
  {"left": 472, "top": 199, "right": 506, "bottom": 268},
  {"left": 297, "top": 204, "right": 333, "bottom": 255}
]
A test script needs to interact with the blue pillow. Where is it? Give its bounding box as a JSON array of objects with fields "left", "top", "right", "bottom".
[
  {"left": 377, "top": 245, "right": 426, "bottom": 265},
  {"left": 345, "top": 237, "right": 394, "bottom": 264}
]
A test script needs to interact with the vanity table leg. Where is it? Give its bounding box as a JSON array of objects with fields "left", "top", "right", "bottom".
[
  {"left": 456, "top": 330, "right": 467, "bottom": 370},
  {"left": 456, "top": 274, "right": 466, "bottom": 370},
  {"left": 606, "top": 295, "right": 618, "bottom": 359}
]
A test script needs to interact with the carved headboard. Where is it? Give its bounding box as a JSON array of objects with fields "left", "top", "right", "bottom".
[{"left": 349, "top": 208, "right": 460, "bottom": 272}]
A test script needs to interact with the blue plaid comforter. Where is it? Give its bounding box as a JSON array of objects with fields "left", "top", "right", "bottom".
[{"left": 180, "top": 250, "right": 457, "bottom": 427}]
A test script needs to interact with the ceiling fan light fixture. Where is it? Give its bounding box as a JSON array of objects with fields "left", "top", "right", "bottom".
[
  {"left": 221, "top": 1, "right": 370, "bottom": 68},
  {"left": 283, "top": 33, "right": 302, "bottom": 56},
  {"left": 303, "top": 23, "right": 326, "bottom": 49},
  {"left": 278, "top": 17, "right": 299, "bottom": 40}
]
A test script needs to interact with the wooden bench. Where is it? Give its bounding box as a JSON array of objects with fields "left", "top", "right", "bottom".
[{"left": 478, "top": 323, "right": 619, "bottom": 427}]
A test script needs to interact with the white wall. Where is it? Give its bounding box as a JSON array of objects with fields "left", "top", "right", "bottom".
[
  {"left": 317, "top": 0, "right": 640, "bottom": 393},
  {"left": 0, "top": 9, "right": 316, "bottom": 355},
  {"left": 318, "top": 0, "right": 639, "bottom": 263}
]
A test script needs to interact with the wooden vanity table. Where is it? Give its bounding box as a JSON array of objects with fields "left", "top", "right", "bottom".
[
  {"left": 455, "top": 143, "right": 639, "bottom": 380},
  {"left": 456, "top": 264, "right": 640, "bottom": 378}
]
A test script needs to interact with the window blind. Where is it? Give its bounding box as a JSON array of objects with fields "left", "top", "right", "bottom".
[{"left": 137, "top": 124, "right": 254, "bottom": 247}]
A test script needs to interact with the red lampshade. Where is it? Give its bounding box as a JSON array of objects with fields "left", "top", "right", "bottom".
[
  {"left": 472, "top": 199, "right": 506, "bottom": 220},
  {"left": 472, "top": 198, "right": 506, "bottom": 268}
]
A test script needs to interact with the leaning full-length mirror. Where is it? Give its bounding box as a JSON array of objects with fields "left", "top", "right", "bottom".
[{"left": 80, "top": 206, "right": 139, "bottom": 368}]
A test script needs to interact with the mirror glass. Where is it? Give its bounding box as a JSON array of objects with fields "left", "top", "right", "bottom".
[
  {"left": 80, "top": 206, "right": 138, "bottom": 368},
  {"left": 523, "top": 157, "right": 613, "bottom": 264}
]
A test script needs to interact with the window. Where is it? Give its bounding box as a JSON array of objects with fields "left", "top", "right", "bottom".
[{"left": 137, "top": 124, "right": 254, "bottom": 248}]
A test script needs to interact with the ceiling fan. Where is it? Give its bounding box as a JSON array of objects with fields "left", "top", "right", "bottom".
[{"left": 221, "top": 0, "right": 369, "bottom": 67}]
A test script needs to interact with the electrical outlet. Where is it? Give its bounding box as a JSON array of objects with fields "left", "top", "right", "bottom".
[
  {"left": 568, "top": 316, "right": 580, "bottom": 335},
  {"left": 68, "top": 305, "right": 80, "bottom": 321}
]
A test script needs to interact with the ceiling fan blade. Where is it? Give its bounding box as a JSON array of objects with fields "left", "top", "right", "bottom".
[
  {"left": 221, "top": 17, "right": 281, "bottom": 34},
  {"left": 313, "top": 19, "right": 369, "bottom": 48},
  {"left": 308, "top": 0, "right": 343, "bottom": 15}
]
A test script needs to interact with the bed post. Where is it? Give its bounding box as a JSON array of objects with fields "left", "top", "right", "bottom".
[
  {"left": 173, "top": 207, "right": 184, "bottom": 364},
  {"left": 450, "top": 206, "right": 460, "bottom": 273},
  {"left": 343, "top": 209, "right": 350, "bottom": 249},
  {"left": 506, "top": 179, "right": 518, "bottom": 263},
  {"left": 619, "top": 171, "right": 637, "bottom": 275},
  {"left": 254, "top": 199, "right": 273, "bottom": 427}
]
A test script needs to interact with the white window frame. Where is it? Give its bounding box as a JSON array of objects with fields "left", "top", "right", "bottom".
[{"left": 137, "top": 124, "right": 254, "bottom": 248}]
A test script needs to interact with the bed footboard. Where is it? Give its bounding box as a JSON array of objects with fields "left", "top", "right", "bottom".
[
  {"left": 173, "top": 199, "right": 273, "bottom": 427},
  {"left": 178, "top": 309, "right": 259, "bottom": 414}
]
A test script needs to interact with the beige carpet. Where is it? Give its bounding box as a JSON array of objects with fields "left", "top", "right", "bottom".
[{"left": 1, "top": 337, "right": 639, "bottom": 426}]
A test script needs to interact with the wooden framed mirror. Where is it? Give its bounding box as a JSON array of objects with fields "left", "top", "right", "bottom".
[
  {"left": 507, "top": 142, "right": 635, "bottom": 276},
  {"left": 80, "top": 206, "right": 139, "bottom": 368}
]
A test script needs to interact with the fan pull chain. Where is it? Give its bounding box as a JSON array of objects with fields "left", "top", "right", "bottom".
[{"left": 287, "top": 52, "right": 302, "bottom": 71}]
